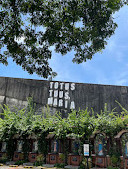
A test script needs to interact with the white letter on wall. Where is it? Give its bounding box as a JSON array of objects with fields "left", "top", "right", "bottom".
[
  {"left": 59, "top": 91, "right": 63, "bottom": 98},
  {"left": 60, "top": 83, "right": 64, "bottom": 90},
  {"left": 59, "top": 99, "right": 63, "bottom": 107},
  {"left": 53, "top": 98, "right": 58, "bottom": 107},
  {"left": 54, "top": 82, "right": 59, "bottom": 89},
  {"left": 65, "top": 100, "right": 68, "bottom": 108},
  {"left": 65, "top": 83, "right": 69, "bottom": 90},
  {"left": 48, "top": 97, "right": 53, "bottom": 105},
  {"left": 70, "top": 101, "right": 75, "bottom": 109},
  {"left": 71, "top": 83, "right": 75, "bottom": 90},
  {"left": 50, "top": 82, "right": 54, "bottom": 89},
  {"left": 54, "top": 90, "right": 58, "bottom": 97},
  {"left": 49, "top": 90, "right": 53, "bottom": 97},
  {"left": 65, "top": 92, "right": 70, "bottom": 100}
]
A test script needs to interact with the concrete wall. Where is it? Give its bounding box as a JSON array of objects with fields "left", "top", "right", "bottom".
[{"left": 0, "top": 76, "right": 128, "bottom": 114}]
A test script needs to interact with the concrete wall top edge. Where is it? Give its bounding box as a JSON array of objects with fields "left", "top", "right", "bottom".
[{"left": 0, "top": 76, "right": 128, "bottom": 88}]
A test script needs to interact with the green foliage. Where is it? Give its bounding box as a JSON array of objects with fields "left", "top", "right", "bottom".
[
  {"left": 38, "top": 133, "right": 48, "bottom": 163},
  {"left": 14, "top": 160, "right": 27, "bottom": 165},
  {"left": 109, "top": 142, "right": 120, "bottom": 158},
  {"left": 0, "top": 0, "right": 127, "bottom": 78},
  {"left": 22, "top": 137, "right": 30, "bottom": 160},
  {"left": 0, "top": 97, "right": 128, "bottom": 165},
  {"left": 108, "top": 141, "right": 121, "bottom": 167},
  {"left": 54, "top": 163, "right": 65, "bottom": 168},
  {"left": 79, "top": 163, "right": 85, "bottom": 169},
  {"left": 59, "top": 153, "right": 65, "bottom": 162},
  {"left": 6, "top": 138, "right": 15, "bottom": 160},
  {"left": 0, "top": 158, "right": 8, "bottom": 164},
  {"left": 33, "top": 161, "right": 44, "bottom": 166},
  {"left": 53, "top": 109, "right": 94, "bottom": 140},
  {"left": 93, "top": 103, "right": 127, "bottom": 137},
  {"left": 107, "top": 167, "right": 119, "bottom": 169},
  {"left": 110, "top": 155, "right": 120, "bottom": 167},
  {"left": 36, "top": 154, "right": 44, "bottom": 162},
  {"left": 0, "top": 153, "right": 8, "bottom": 164},
  {"left": 81, "top": 157, "right": 92, "bottom": 169}
]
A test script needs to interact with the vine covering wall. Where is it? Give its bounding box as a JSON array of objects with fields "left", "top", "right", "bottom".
[{"left": 0, "top": 98, "right": 128, "bottom": 165}]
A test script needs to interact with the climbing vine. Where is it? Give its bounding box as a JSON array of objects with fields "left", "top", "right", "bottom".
[{"left": 0, "top": 98, "right": 128, "bottom": 162}]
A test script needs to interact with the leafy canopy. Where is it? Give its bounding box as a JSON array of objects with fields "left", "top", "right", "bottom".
[{"left": 0, "top": 0, "right": 127, "bottom": 78}]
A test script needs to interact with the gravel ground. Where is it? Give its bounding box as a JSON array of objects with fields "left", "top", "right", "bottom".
[
  {"left": 0, "top": 166, "right": 62, "bottom": 169},
  {"left": 0, "top": 165, "right": 108, "bottom": 169},
  {"left": 0, "top": 166, "right": 40, "bottom": 169}
]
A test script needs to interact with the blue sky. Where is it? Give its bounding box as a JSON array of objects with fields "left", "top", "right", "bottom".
[{"left": 0, "top": 5, "right": 128, "bottom": 86}]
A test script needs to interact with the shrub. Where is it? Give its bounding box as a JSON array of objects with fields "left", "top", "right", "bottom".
[
  {"left": 0, "top": 158, "right": 8, "bottom": 164},
  {"left": 110, "top": 155, "right": 120, "bottom": 167},
  {"left": 108, "top": 166, "right": 119, "bottom": 169},
  {"left": 36, "top": 154, "right": 44, "bottom": 162},
  {"left": 33, "top": 154, "right": 44, "bottom": 166},
  {"left": 33, "top": 161, "right": 44, "bottom": 166},
  {"left": 0, "top": 153, "right": 8, "bottom": 164},
  {"left": 59, "top": 153, "right": 65, "bottom": 162},
  {"left": 81, "top": 157, "right": 92, "bottom": 169},
  {"left": 14, "top": 160, "right": 27, "bottom": 165},
  {"left": 54, "top": 163, "right": 65, "bottom": 168}
]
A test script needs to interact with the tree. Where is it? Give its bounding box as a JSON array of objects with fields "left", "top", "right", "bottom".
[{"left": 0, "top": 0, "right": 127, "bottom": 78}]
